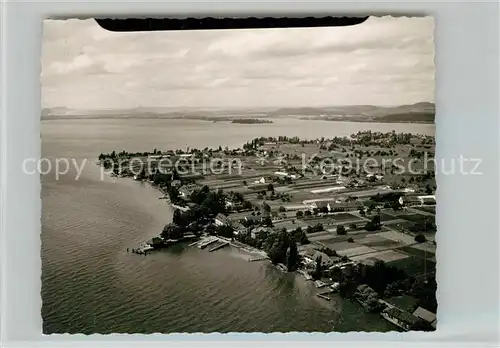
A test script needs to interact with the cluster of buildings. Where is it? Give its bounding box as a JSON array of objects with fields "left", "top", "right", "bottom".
[
  {"left": 398, "top": 195, "right": 436, "bottom": 207},
  {"left": 382, "top": 304, "right": 437, "bottom": 331}
]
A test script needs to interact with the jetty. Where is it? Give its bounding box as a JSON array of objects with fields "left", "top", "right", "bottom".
[
  {"left": 208, "top": 241, "right": 229, "bottom": 252},
  {"left": 131, "top": 242, "right": 154, "bottom": 255},
  {"left": 248, "top": 255, "right": 270, "bottom": 262},
  {"left": 314, "top": 280, "right": 332, "bottom": 288},
  {"left": 317, "top": 293, "right": 332, "bottom": 301},
  {"left": 197, "top": 237, "right": 219, "bottom": 249}
]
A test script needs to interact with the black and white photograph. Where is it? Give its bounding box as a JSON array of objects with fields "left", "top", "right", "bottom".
[{"left": 40, "top": 16, "right": 437, "bottom": 334}]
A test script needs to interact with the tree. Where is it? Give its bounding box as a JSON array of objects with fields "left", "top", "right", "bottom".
[
  {"left": 349, "top": 223, "right": 357, "bottom": 230},
  {"left": 415, "top": 234, "right": 427, "bottom": 243},
  {"left": 319, "top": 206, "right": 329, "bottom": 214},
  {"left": 205, "top": 224, "right": 216, "bottom": 235},
  {"left": 313, "top": 255, "right": 322, "bottom": 280},
  {"left": 392, "top": 201, "right": 403, "bottom": 211},
  {"left": 365, "top": 214, "right": 382, "bottom": 231},
  {"left": 161, "top": 223, "right": 184, "bottom": 240},
  {"left": 304, "top": 210, "right": 312, "bottom": 217},
  {"left": 264, "top": 229, "right": 291, "bottom": 265},
  {"left": 171, "top": 167, "right": 180, "bottom": 180},
  {"left": 262, "top": 202, "right": 271, "bottom": 213},
  {"left": 292, "top": 227, "right": 309, "bottom": 245},
  {"left": 267, "top": 183, "right": 275, "bottom": 193},
  {"left": 296, "top": 211, "right": 304, "bottom": 219},
  {"left": 241, "top": 200, "right": 253, "bottom": 210},
  {"left": 336, "top": 225, "right": 347, "bottom": 235},
  {"left": 216, "top": 225, "right": 234, "bottom": 239},
  {"left": 262, "top": 216, "right": 273, "bottom": 227},
  {"left": 243, "top": 180, "right": 247, "bottom": 186},
  {"left": 279, "top": 206, "right": 286, "bottom": 213},
  {"left": 286, "top": 242, "right": 299, "bottom": 271},
  {"left": 172, "top": 209, "right": 183, "bottom": 225},
  {"left": 359, "top": 208, "right": 366, "bottom": 216},
  {"left": 347, "top": 237, "right": 354, "bottom": 243},
  {"left": 167, "top": 186, "right": 180, "bottom": 203}
]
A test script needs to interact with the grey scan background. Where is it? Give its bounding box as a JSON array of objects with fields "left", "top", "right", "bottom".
[{"left": 1, "top": 0, "right": 499, "bottom": 347}]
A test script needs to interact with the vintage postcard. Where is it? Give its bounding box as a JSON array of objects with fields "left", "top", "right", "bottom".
[{"left": 40, "top": 16, "right": 436, "bottom": 334}]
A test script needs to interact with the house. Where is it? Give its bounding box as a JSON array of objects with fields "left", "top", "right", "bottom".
[
  {"left": 413, "top": 307, "right": 437, "bottom": 328},
  {"left": 274, "top": 171, "right": 298, "bottom": 179},
  {"left": 398, "top": 195, "right": 436, "bottom": 207},
  {"left": 171, "top": 179, "right": 182, "bottom": 188},
  {"left": 254, "top": 177, "right": 266, "bottom": 184},
  {"left": 245, "top": 214, "right": 262, "bottom": 224},
  {"left": 250, "top": 226, "right": 273, "bottom": 239},
  {"left": 178, "top": 184, "right": 200, "bottom": 199},
  {"left": 381, "top": 307, "right": 420, "bottom": 331},
  {"left": 399, "top": 195, "right": 423, "bottom": 207},
  {"left": 215, "top": 213, "right": 230, "bottom": 226},
  {"left": 232, "top": 222, "right": 247, "bottom": 235},
  {"left": 327, "top": 201, "right": 362, "bottom": 212},
  {"left": 310, "top": 200, "right": 334, "bottom": 212},
  {"left": 283, "top": 204, "right": 308, "bottom": 212},
  {"left": 302, "top": 250, "right": 337, "bottom": 268},
  {"left": 366, "top": 173, "right": 384, "bottom": 180},
  {"left": 419, "top": 195, "right": 436, "bottom": 205},
  {"left": 328, "top": 261, "right": 355, "bottom": 272}
]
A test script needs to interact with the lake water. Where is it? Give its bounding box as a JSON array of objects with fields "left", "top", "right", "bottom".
[{"left": 41, "top": 118, "right": 435, "bottom": 334}]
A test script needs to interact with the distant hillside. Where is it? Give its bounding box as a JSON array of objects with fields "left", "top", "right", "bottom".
[
  {"left": 271, "top": 102, "right": 435, "bottom": 124},
  {"left": 41, "top": 102, "right": 435, "bottom": 124},
  {"left": 374, "top": 112, "right": 435, "bottom": 123}
]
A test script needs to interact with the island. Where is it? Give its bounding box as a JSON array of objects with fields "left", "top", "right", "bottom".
[
  {"left": 98, "top": 130, "right": 437, "bottom": 332},
  {"left": 231, "top": 118, "right": 273, "bottom": 124}
]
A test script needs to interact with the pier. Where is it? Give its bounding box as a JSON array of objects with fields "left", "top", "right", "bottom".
[
  {"left": 248, "top": 255, "right": 270, "bottom": 262},
  {"left": 317, "top": 293, "right": 332, "bottom": 301},
  {"left": 197, "top": 237, "right": 219, "bottom": 249},
  {"left": 208, "top": 241, "right": 229, "bottom": 252},
  {"left": 314, "top": 280, "right": 333, "bottom": 288},
  {"left": 131, "top": 242, "right": 154, "bottom": 255}
]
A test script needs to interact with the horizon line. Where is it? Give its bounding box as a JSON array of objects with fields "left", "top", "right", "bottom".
[{"left": 42, "top": 101, "right": 435, "bottom": 111}]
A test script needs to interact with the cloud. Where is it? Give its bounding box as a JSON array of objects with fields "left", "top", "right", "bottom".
[{"left": 41, "top": 16, "right": 435, "bottom": 109}]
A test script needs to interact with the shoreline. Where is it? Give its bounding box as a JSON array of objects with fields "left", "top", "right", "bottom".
[
  {"left": 98, "top": 131, "right": 436, "bottom": 332},
  {"left": 121, "top": 174, "right": 270, "bottom": 259},
  {"left": 42, "top": 116, "right": 435, "bottom": 125}
]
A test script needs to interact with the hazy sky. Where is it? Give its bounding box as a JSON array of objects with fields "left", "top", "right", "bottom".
[{"left": 41, "top": 16, "right": 435, "bottom": 109}]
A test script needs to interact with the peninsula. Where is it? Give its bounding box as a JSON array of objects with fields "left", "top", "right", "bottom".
[{"left": 98, "top": 131, "right": 437, "bottom": 332}]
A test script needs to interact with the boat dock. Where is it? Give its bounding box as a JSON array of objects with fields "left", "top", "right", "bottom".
[
  {"left": 208, "top": 241, "right": 229, "bottom": 252},
  {"left": 314, "top": 280, "right": 330, "bottom": 288},
  {"left": 317, "top": 293, "right": 332, "bottom": 301},
  {"left": 197, "top": 237, "right": 219, "bottom": 249},
  {"left": 131, "top": 242, "right": 154, "bottom": 255}
]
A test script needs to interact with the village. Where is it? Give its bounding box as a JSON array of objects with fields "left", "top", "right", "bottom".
[{"left": 99, "top": 130, "right": 437, "bottom": 332}]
